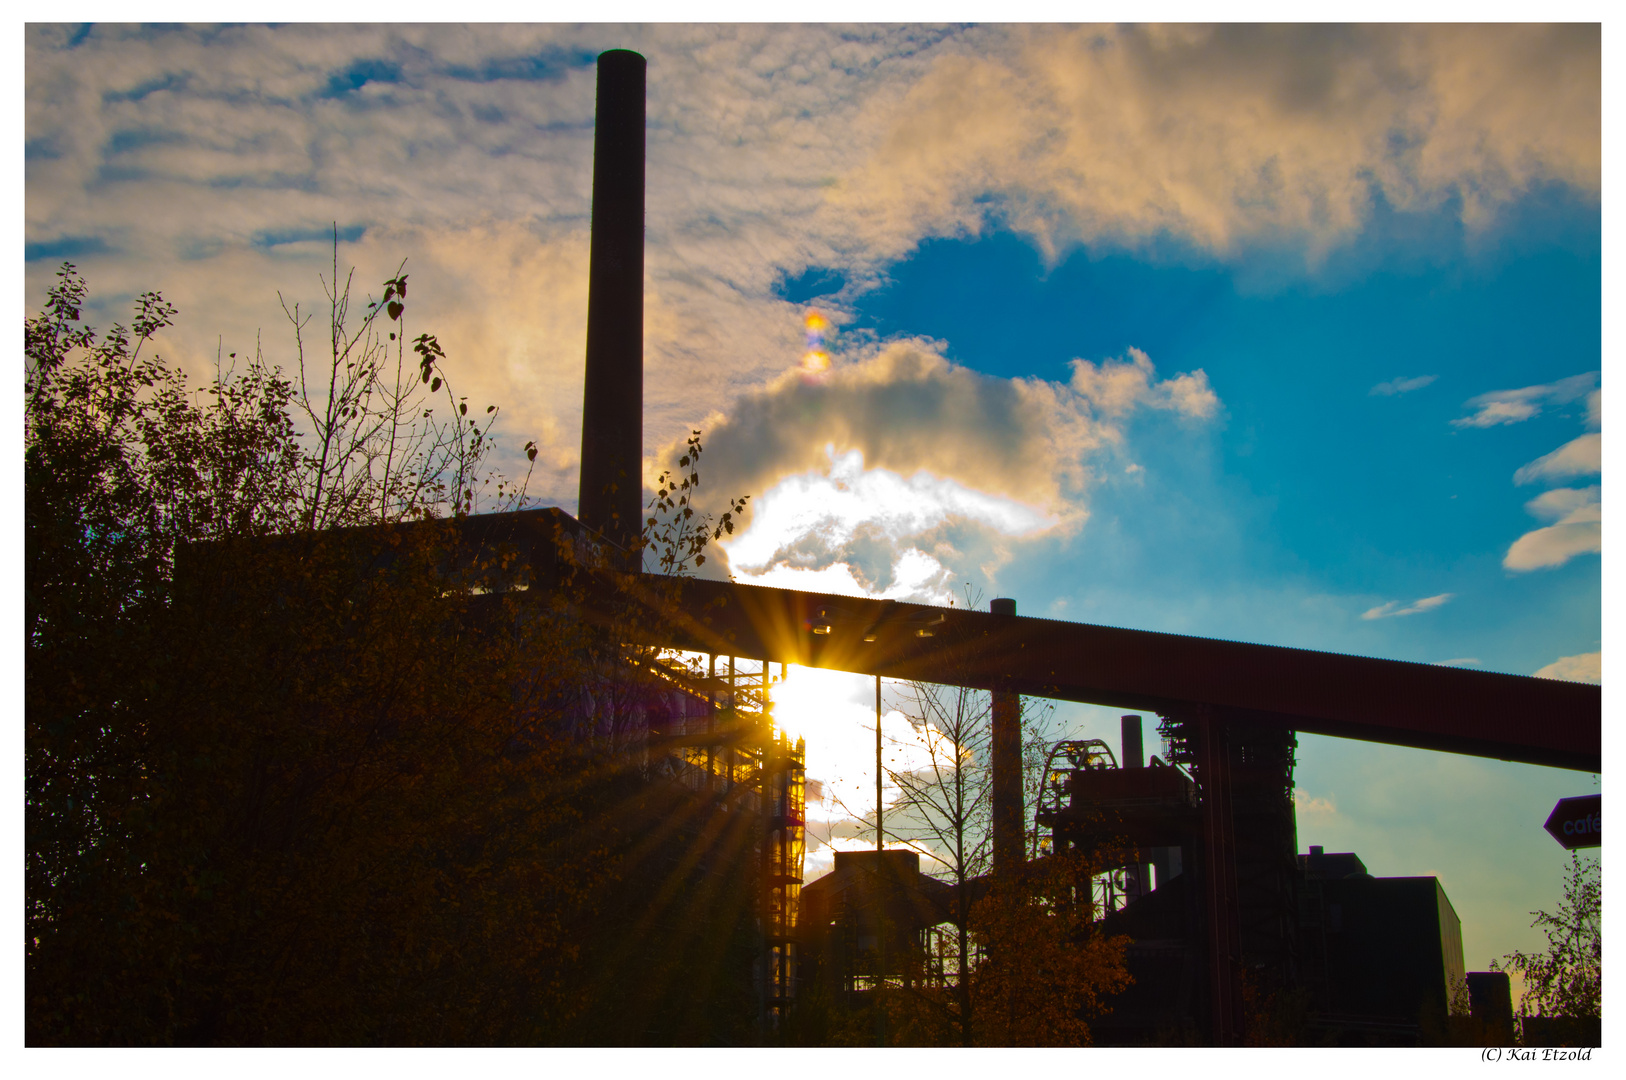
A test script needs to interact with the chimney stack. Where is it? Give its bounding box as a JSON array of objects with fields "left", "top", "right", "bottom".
[
  {"left": 1121, "top": 714, "right": 1144, "bottom": 768},
  {"left": 578, "top": 49, "right": 646, "bottom": 570},
  {"left": 1121, "top": 714, "right": 1152, "bottom": 900}
]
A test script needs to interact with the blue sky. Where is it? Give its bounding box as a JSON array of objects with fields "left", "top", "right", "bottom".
[
  {"left": 804, "top": 192, "right": 1602, "bottom": 983},
  {"left": 21, "top": 21, "right": 1603, "bottom": 989},
  {"left": 835, "top": 223, "right": 1601, "bottom": 674}
]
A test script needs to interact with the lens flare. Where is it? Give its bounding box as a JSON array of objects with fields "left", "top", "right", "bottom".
[{"left": 799, "top": 309, "right": 832, "bottom": 376}]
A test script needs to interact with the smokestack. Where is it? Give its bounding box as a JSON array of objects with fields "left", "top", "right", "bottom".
[
  {"left": 1121, "top": 714, "right": 1144, "bottom": 768},
  {"left": 990, "top": 597, "right": 1023, "bottom": 876},
  {"left": 1121, "top": 715, "right": 1151, "bottom": 900},
  {"left": 578, "top": 49, "right": 646, "bottom": 570}
]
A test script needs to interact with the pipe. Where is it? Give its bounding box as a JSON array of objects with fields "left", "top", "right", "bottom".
[
  {"left": 578, "top": 49, "right": 646, "bottom": 570},
  {"left": 876, "top": 674, "right": 883, "bottom": 856},
  {"left": 1197, "top": 711, "right": 1242, "bottom": 1044}
]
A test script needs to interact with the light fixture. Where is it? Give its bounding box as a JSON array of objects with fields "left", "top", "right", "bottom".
[{"left": 910, "top": 610, "right": 946, "bottom": 638}]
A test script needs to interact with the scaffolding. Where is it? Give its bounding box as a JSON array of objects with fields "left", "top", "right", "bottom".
[
  {"left": 765, "top": 728, "right": 805, "bottom": 1016},
  {"left": 643, "top": 651, "right": 806, "bottom": 1030}
]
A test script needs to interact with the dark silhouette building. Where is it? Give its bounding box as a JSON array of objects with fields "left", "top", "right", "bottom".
[
  {"left": 1298, "top": 847, "right": 1465, "bottom": 1043},
  {"left": 798, "top": 850, "right": 952, "bottom": 998},
  {"left": 1034, "top": 717, "right": 1471, "bottom": 1046}
]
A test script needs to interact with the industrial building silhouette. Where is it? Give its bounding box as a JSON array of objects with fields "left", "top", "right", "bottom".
[{"left": 276, "top": 48, "right": 1598, "bottom": 1045}]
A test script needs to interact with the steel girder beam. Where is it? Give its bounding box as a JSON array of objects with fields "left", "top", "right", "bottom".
[
  {"left": 604, "top": 575, "right": 1600, "bottom": 773},
  {"left": 351, "top": 507, "right": 1598, "bottom": 772}
]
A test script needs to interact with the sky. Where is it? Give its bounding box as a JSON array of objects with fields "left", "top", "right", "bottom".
[{"left": 21, "top": 20, "right": 1606, "bottom": 993}]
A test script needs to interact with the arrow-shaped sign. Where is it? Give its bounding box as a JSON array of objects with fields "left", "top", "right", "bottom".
[{"left": 1543, "top": 795, "right": 1601, "bottom": 849}]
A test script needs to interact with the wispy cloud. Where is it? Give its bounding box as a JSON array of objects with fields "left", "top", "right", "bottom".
[
  {"left": 1370, "top": 374, "right": 1436, "bottom": 396},
  {"left": 23, "top": 24, "right": 1603, "bottom": 497},
  {"left": 1514, "top": 433, "right": 1601, "bottom": 485},
  {"left": 1070, "top": 347, "right": 1220, "bottom": 420},
  {"left": 1532, "top": 651, "right": 1601, "bottom": 684},
  {"left": 829, "top": 25, "right": 1600, "bottom": 265},
  {"left": 1294, "top": 788, "right": 1337, "bottom": 817},
  {"left": 1361, "top": 593, "right": 1454, "bottom": 620},
  {"left": 1433, "top": 657, "right": 1481, "bottom": 667},
  {"left": 1452, "top": 372, "right": 1597, "bottom": 428},
  {"left": 1504, "top": 486, "right": 1601, "bottom": 571}
]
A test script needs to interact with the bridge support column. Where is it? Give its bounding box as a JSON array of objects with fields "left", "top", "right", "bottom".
[
  {"left": 990, "top": 597, "right": 1024, "bottom": 877},
  {"left": 1196, "top": 709, "right": 1243, "bottom": 1045}
]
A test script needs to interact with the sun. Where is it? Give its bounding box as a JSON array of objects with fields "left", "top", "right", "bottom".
[{"left": 651, "top": 651, "right": 953, "bottom": 881}]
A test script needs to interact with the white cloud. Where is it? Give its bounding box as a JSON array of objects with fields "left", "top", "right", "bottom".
[
  {"left": 24, "top": 25, "right": 1602, "bottom": 498},
  {"left": 1070, "top": 347, "right": 1220, "bottom": 421},
  {"left": 1294, "top": 788, "right": 1337, "bottom": 818},
  {"left": 1504, "top": 486, "right": 1601, "bottom": 571},
  {"left": 1361, "top": 592, "right": 1454, "bottom": 620},
  {"left": 827, "top": 25, "right": 1600, "bottom": 266},
  {"left": 721, "top": 445, "right": 1058, "bottom": 605},
  {"left": 683, "top": 340, "right": 1216, "bottom": 600},
  {"left": 1452, "top": 372, "right": 1598, "bottom": 429},
  {"left": 681, "top": 340, "right": 1216, "bottom": 525},
  {"left": 733, "top": 539, "right": 961, "bottom": 607},
  {"left": 1370, "top": 374, "right": 1437, "bottom": 396},
  {"left": 727, "top": 446, "right": 1057, "bottom": 569},
  {"left": 1525, "top": 487, "right": 1600, "bottom": 522},
  {"left": 1514, "top": 433, "right": 1601, "bottom": 485},
  {"left": 1532, "top": 651, "right": 1601, "bottom": 683},
  {"left": 1494, "top": 382, "right": 1600, "bottom": 570}
]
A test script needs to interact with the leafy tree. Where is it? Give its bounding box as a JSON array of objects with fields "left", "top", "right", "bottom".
[
  {"left": 884, "top": 679, "right": 995, "bottom": 1042},
  {"left": 25, "top": 256, "right": 754, "bottom": 1045},
  {"left": 959, "top": 853, "right": 1133, "bottom": 1046},
  {"left": 833, "top": 645, "right": 1129, "bottom": 1046},
  {"left": 1494, "top": 853, "right": 1601, "bottom": 1022},
  {"left": 273, "top": 243, "right": 536, "bottom": 527},
  {"left": 25, "top": 256, "right": 581, "bottom": 1041},
  {"left": 643, "top": 429, "right": 748, "bottom": 576}
]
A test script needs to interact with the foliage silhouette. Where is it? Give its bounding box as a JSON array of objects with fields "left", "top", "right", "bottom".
[
  {"left": 797, "top": 591, "right": 1130, "bottom": 1047},
  {"left": 1494, "top": 852, "right": 1601, "bottom": 1023},
  {"left": 25, "top": 257, "right": 756, "bottom": 1045}
]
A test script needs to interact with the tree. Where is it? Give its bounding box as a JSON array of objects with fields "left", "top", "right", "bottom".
[
  {"left": 1494, "top": 852, "right": 1601, "bottom": 1022},
  {"left": 25, "top": 255, "right": 754, "bottom": 1044},
  {"left": 25, "top": 256, "right": 593, "bottom": 1041},
  {"left": 884, "top": 678, "right": 994, "bottom": 1043},
  {"left": 850, "top": 647, "right": 1129, "bottom": 1046},
  {"left": 961, "top": 852, "right": 1133, "bottom": 1046}
]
